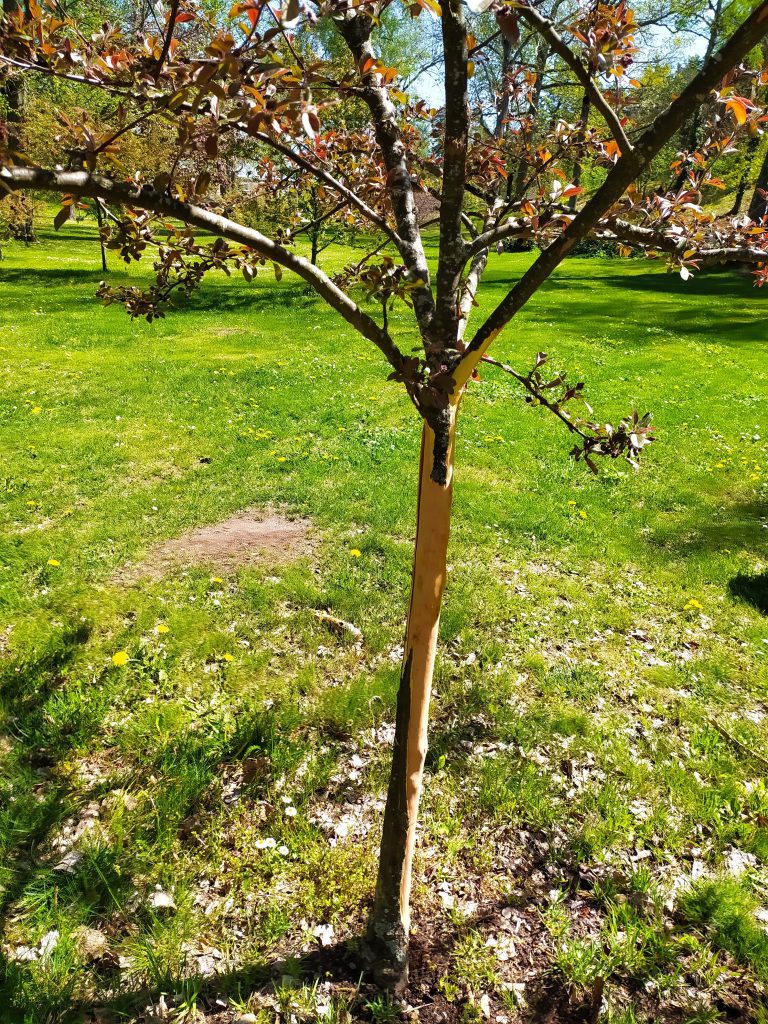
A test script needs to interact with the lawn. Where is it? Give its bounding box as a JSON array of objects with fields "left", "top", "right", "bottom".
[{"left": 1, "top": 216, "right": 767, "bottom": 1024}]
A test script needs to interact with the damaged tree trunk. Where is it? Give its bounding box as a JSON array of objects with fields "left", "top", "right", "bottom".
[{"left": 367, "top": 406, "right": 457, "bottom": 990}]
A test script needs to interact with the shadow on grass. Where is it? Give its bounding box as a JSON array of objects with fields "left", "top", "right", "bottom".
[
  {"left": 0, "top": 622, "right": 94, "bottom": 923},
  {"left": 597, "top": 266, "right": 765, "bottom": 301},
  {"left": 730, "top": 573, "right": 768, "bottom": 615},
  {"left": 60, "top": 938, "right": 369, "bottom": 1024},
  {"left": 648, "top": 499, "right": 768, "bottom": 558},
  {"left": 0, "top": 264, "right": 327, "bottom": 320}
]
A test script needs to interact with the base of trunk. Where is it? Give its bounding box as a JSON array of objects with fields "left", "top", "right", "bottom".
[
  {"left": 365, "top": 915, "right": 409, "bottom": 992},
  {"left": 366, "top": 409, "right": 458, "bottom": 991}
]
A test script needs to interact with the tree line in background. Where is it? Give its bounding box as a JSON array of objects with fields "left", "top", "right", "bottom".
[{"left": 2, "top": 0, "right": 767, "bottom": 249}]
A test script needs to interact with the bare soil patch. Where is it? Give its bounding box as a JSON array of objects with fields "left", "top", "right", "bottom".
[{"left": 119, "top": 508, "right": 313, "bottom": 582}]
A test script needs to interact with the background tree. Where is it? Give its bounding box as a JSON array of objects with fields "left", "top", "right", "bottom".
[{"left": 1, "top": 0, "right": 767, "bottom": 990}]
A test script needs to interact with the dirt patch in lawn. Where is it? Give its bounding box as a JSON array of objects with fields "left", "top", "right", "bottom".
[{"left": 119, "top": 508, "right": 313, "bottom": 582}]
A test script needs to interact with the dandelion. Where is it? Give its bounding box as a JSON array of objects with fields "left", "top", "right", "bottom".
[
  {"left": 349, "top": 548, "right": 362, "bottom": 558},
  {"left": 156, "top": 624, "right": 169, "bottom": 634},
  {"left": 211, "top": 577, "right": 224, "bottom": 585},
  {"left": 47, "top": 558, "right": 60, "bottom": 567},
  {"left": 31, "top": 406, "right": 42, "bottom": 415},
  {"left": 111, "top": 650, "right": 129, "bottom": 666},
  {"left": 578, "top": 510, "right": 588, "bottom": 520},
  {"left": 222, "top": 653, "right": 234, "bottom": 663},
  {"left": 567, "top": 500, "right": 577, "bottom": 507},
  {"left": 684, "top": 599, "right": 703, "bottom": 612}
]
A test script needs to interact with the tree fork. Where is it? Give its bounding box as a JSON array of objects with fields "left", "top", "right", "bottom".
[{"left": 367, "top": 406, "right": 457, "bottom": 989}]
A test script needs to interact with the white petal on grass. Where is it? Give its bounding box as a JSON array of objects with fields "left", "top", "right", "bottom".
[
  {"left": 149, "top": 889, "right": 176, "bottom": 911},
  {"left": 312, "top": 923, "right": 334, "bottom": 946}
]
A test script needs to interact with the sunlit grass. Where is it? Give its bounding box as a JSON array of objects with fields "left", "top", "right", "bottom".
[{"left": 0, "top": 214, "right": 767, "bottom": 1021}]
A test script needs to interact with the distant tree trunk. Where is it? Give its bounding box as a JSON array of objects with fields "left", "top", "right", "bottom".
[
  {"left": 3, "top": 0, "right": 35, "bottom": 242},
  {"left": 367, "top": 408, "right": 457, "bottom": 991},
  {"left": 748, "top": 144, "right": 768, "bottom": 223},
  {"left": 511, "top": 36, "right": 550, "bottom": 200},
  {"left": 673, "top": 0, "right": 724, "bottom": 192},
  {"left": 3, "top": 0, "right": 23, "bottom": 154},
  {"left": 95, "top": 200, "right": 108, "bottom": 273},
  {"left": 570, "top": 93, "right": 591, "bottom": 212},
  {"left": 729, "top": 134, "right": 761, "bottom": 215}
]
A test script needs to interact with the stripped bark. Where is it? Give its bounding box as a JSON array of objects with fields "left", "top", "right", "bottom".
[{"left": 367, "top": 409, "right": 457, "bottom": 990}]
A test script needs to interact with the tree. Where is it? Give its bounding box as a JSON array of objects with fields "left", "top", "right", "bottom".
[
  {"left": 1, "top": 0, "right": 767, "bottom": 991},
  {"left": 748, "top": 135, "right": 768, "bottom": 217}
]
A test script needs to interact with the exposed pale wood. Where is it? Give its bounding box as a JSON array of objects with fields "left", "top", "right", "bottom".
[{"left": 368, "top": 408, "right": 457, "bottom": 989}]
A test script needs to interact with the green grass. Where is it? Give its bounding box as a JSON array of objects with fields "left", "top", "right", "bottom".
[{"left": 1, "top": 213, "right": 767, "bottom": 1022}]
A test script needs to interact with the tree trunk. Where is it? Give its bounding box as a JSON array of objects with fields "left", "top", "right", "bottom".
[
  {"left": 367, "top": 406, "right": 457, "bottom": 990},
  {"left": 729, "top": 134, "right": 760, "bottom": 215},
  {"left": 95, "top": 200, "right": 108, "bottom": 273},
  {"left": 569, "top": 93, "right": 591, "bottom": 212},
  {"left": 748, "top": 143, "right": 768, "bottom": 223}
]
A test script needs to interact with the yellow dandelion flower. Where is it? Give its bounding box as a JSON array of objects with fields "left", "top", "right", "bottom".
[
  {"left": 211, "top": 577, "right": 224, "bottom": 584},
  {"left": 31, "top": 406, "right": 42, "bottom": 415},
  {"left": 349, "top": 548, "right": 362, "bottom": 558},
  {"left": 111, "top": 650, "right": 129, "bottom": 666},
  {"left": 567, "top": 500, "right": 577, "bottom": 506},
  {"left": 578, "top": 510, "right": 588, "bottom": 520},
  {"left": 156, "top": 624, "right": 169, "bottom": 634},
  {"left": 684, "top": 599, "right": 703, "bottom": 612},
  {"left": 222, "top": 653, "right": 234, "bottom": 663},
  {"left": 47, "top": 558, "right": 60, "bottom": 567}
]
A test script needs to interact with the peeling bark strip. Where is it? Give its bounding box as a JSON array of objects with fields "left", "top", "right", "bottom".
[{"left": 368, "top": 412, "right": 457, "bottom": 988}]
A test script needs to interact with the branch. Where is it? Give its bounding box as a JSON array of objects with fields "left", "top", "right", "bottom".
[
  {"left": 337, "top": 14, "right": 435, "bottom": 335},
  {"left": 0, "top": 55, "right": 138, "bottom": 99},
  {"left": 517, "top": 4, "right": 633, "bottom": 157},
  {"left": 287, "top": 199, "right": 347, "bottom": 240},
  {"left": 605, "top": 217, "right": 768, "bottom": 267},
  {"left": 153, "top": 0, "right": 180, "bottom": 78},
  {"left": 454, "top": 0, "right": 768, "bottom": 387},
  {"left": 0, "top": 166, "right": 406, "bottom": 372},
  {"left": 465, "top": 217, "right": 532, "bottom": 258},
  {"left": 481, "top": 354, "right": 655, "bottom": 471},
  {"left": 253, "top": 132, "right": 403, "bottom": 251},
  {"left": 434, "top": 0, "right": 470, "bottom": 344}
]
